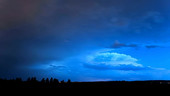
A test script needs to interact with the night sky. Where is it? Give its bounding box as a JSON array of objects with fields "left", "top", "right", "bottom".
[{"left": 0, "top": 0, "right": 170, "bottom": 81}]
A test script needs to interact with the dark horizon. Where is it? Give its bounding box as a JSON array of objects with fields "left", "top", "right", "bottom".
[
  {"left": 1, "top": 77, "right": 170, "bottom": 82},
  {"left": 1, "top": 77, "right": 170, "bottom": 89}
]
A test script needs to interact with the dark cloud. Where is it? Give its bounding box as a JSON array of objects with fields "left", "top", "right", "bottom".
[
  {"left": 25, "top": 62, "right": 66, "bottom": 70},
  {"left": 0, "top": 0, "right": 45, "bottom": 29},
  {"left": 0, "top": 0, "right": 169, "bottom": 80},
  {"left": 110, "top": 40, "right": 162, "bottom": 49},
  {"left": 145, "top": 45, "right": 160, "bottom": 49},
  {"left": 110, "top": 40, "right": 138, "bottom": 48}
]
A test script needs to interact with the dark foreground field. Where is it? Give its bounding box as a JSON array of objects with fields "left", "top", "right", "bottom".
[{"left": 1, "top": 78, "right": 170, "bottom": 89}]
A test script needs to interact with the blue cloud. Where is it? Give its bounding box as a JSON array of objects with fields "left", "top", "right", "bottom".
[
  {"left": 25, "top": 61, "right": 66, "bottom": 70},
  {"left": 84, "top": 64, "right": 150, "bottom": 71},
  {"left": 84, "top": 51, "right": 152, "bottom": 71}
]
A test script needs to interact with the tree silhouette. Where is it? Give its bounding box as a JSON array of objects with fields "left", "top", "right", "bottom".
[
  {"left": 54, "top": 79, "right": 59, "bottom": 84},
  {"left": 27, "top": 77, "right": 31, "bottom": 81},
  {"left": 16, "top": 78, "right": 22, "bottom": 82},
  {"left": 46, "top": 78, "right": 50, "bottom": 84},
  {"left": 31, "top": 77, "right": 37, "bottom": 82},
  {"left": 61, "top": 80, "right": 65, "bottom": 84},
  {"left": 67, "top": 79, "right": 71, "bottom": 83},
  {"left": 50, "top": 78, "right": 54, "bottom": 84},
  {"left": 41, "top": 78, "right": 45, "bottom": 84}
]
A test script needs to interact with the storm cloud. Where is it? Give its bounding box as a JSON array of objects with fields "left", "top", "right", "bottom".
[
  {"left": 84, "top": 51, "right": 151, "bottom": 71},
  {"left": 0, "top": 0, "right": 170, "bottom": 81}
]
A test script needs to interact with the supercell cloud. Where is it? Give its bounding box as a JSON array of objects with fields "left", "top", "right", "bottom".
[{"left": 84, "top": 50, "right": 150, "bottom": 71}]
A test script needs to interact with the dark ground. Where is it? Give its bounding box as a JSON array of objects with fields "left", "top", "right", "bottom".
[{"left": 1, "top": 78, "right": 170, "bottom": 89}]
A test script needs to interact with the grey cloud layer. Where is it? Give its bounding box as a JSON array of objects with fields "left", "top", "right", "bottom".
[{"left": 110, "top": 40, "right": 162, "bottom": 49}]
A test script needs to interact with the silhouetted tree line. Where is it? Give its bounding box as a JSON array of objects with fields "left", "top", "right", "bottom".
[
  {"left": 12, "top": 77, "right": 71, "bottom": 84},
  {"left": 1, "top": 77, "right": 170, "bottom": 89},
  {"left": 0, "top": 77, "right": 72, "bottom": 88}
]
